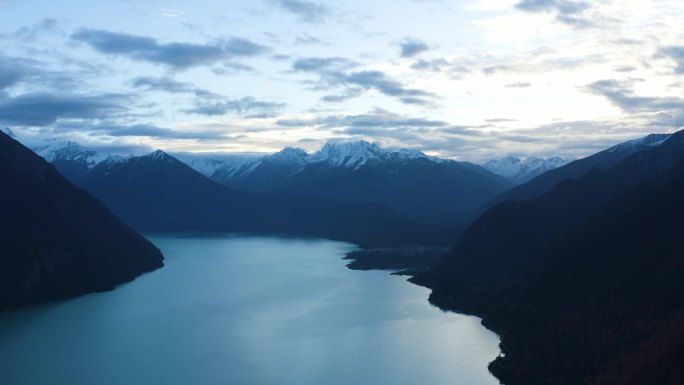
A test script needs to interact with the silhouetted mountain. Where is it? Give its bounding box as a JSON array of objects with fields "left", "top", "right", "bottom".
[
  {"left": 0, "top": 131, "right": 163, "bottom": 311},
  {"left": 482, "top": 155, "right": 572, "bottom": 184},
  {"left": 76, "top": 149, "right": 457, "bottom": 248},
  {"left": 478, "top": 133, "right": 671, "bottom": 215},
  {"left": 211, "top": 141, "right": 511, "bottom": 223},
  {"left": 424, "top": 130, "right": 684, "bottom": 385}
]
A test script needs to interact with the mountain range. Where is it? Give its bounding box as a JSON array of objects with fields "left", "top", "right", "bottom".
[
  {"left": 0, "top": 131, "right": 163, "bottom": 311},
  {"left": 5, "top": 125, "right": 684, "bottom": 384},
  {"left": 211, "top": 141, "right": 512, "bottom": 223},
  {"left": 423, "top": 129, "right": 683, "bottom": 385},
  {"left": 38, "top": 140, "right": 513, "bottom": 224},
  {"left": 74, "top": 149, "right": 456, "bottom": 248},
  {"left": 482, "top": 156, "right": 572, "bottom": 184}
]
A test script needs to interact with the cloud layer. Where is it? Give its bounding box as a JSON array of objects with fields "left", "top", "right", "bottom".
[{"left": 72, "top": 29, "right": 267, "bottom": 69}]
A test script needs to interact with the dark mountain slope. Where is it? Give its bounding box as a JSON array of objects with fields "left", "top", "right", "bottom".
[
  {"left": 77, "top": 150, "right": 456, "bottom": 248},
  {"left": 0, "top": 131, "right": 163, "bottom": 311},
  {"left": 477, "top": 133, "right": 671, "bottom": 215},
  {"left": 278, "top": 157, "right": 511, "bottom": 223},
  {"left": 445, "top": 131, "right": 684, "bottom": 286},
  {"left": 426, "top": 130, "right": 684, "bottom": 385}
]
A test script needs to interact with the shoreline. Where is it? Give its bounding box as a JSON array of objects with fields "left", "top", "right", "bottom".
[{"left": 344, "top": 247, "right": 509, "bottom": 383}]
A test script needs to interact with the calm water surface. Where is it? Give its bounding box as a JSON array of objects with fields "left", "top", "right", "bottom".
[{"left": 0, "top": 235, "right": 500, "bottom": 385}]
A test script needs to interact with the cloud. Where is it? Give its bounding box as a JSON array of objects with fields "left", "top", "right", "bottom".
[
  {"left": 100, "top": 124, "right": 227, "bottom": 140},
  {"left": 0, "top": 55, "right": 81, "bottom": 91},
  {"left": 186, "top": 96, "right": 285, "bottom": 116},
  {"left": 586, "top": 80, "right": 683, "bottom": 113},
  {"left": 0, "top": 18, "right": 60, "bottom": 42},
  {"left": 292, "top": 57, "right": 356, "bottom": 72},
  {"left": 292, "top": 57, "right": 436, "bottom": 105},
  {"left": 0, "top": 57, "right": 32, "bottom": 90},
  {"left": 661, "top": 46, "right": 684, "bottom": 74},
  {"left": 72, "top": 29, "right": 268, "bottom": 69},
  {"left": 399, "top": 39, "right": 429, "bottom": 58},
  {"left": 515, "top": 0, "right": 594, "bottom": 27},
  {"left": 51, "top": 121, "right": 228, "bottom": 141},
  {"left": 278, "top": 108, "right": 447, "bottom": 129},
  {"left": 159, "top": 9, "right": 184, "bottom": 18},
  {"left": 505, "top": 82, "right": 532, "bottom": 88},
  {"left": 132, "top": 76, "right": 218, "bottom": 97},
  {"left": 274, "top": 0, "right": 329, "bottom": 23},
  {"left": 410, "top": 58, "right": 470, "bottom": 78},
  {"left": 336, "top": 71, "right": 434, "bottom": 102},
  {"left": 277, "top": 109, "right": 454, "bottom": 145},
  {"left": 586, "top": 80, "right": 684, "bottom": 128},
  {"left": 0, "top": 93, "right": 129, "bottom": 126}
]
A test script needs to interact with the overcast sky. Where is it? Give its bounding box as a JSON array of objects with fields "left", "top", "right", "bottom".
[{"left": 1, "top": 0, "right": 682, "bottom": 161}]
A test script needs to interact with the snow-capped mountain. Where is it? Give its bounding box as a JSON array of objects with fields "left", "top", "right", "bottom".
[
  {"left": 211, "top": 141, "right": 433, "bottom": 183},
  {"left": 34, "top": 141, "right": 108, "bottom": 165},
  {"left": 483, "top": 156, "right": 573, "bottom": 185},
  {"left": 209, "top": 140, "right": 511, "bottom": 223},
  {"left": 32, "top": 141, "right": 126, "bottom": 181},
  {"left": 606, "top": 133, "right": 671, "bottom": 154},
  {"left": 174, "top": 153, "right": 260, "bottom": 177},
  {"left": 309, "top": 141, "right": 428, "bottom": 168}
]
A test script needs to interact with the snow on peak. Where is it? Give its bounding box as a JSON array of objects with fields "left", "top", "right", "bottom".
[
  {"left": 483, "top": 156, "right": 573, "bottom": 184},
  {"left": 268, "top": 147, "right": 310, "bottom": 165},
  {"left": 312, "top": 141, "right": 382, "bottom": 165},
  {"left": 148, "top": 149, "right": 170, "bottom": 161},
  {"left": 608, "top": 133, "right": 671, "bottom": 154},
  {"left": 34, "top": 141, "right": 95, "bottom": 162},
  {"left": 311, "top": 141, "right": 428, "bottom": 168},
  {"left": 33, "top": 140, "right": 131, "bottom": 171}
]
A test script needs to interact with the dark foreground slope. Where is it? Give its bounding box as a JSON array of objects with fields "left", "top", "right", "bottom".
[
  {"left": 77, "top": 151, "right": 457, "bottom": 248},
  {"left": 425, "top": 131, "right": 684, "bottom": 384},
  {"left": 0, "top": 131, "right": 163, "bottom": 311}
]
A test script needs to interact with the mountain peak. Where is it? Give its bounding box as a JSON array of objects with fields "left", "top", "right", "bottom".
[
  {"left": 312, "top": 141, "right": 383, "bottom": 167},
  {"left": 148, "top": 149, "right": 170, "bottom": 161},
  {"left": 310, "top": 140, "right": 428, "bottom": 168},
  {"left": 483, "top": 155, "right": 573, "bottom": 184},
  {"left": 268, "top": 147, "right": 310, "bottom": 165}
]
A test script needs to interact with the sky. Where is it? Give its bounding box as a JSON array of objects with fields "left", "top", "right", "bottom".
[{"left": 0, "top": 0, "right": 683, "bottom": 162}]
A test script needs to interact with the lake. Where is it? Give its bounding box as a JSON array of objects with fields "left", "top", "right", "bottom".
[{"left": 0, "top": 235, "right": 500, "bottom": 385}]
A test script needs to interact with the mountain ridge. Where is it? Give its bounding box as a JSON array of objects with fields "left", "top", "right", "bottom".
[
  {"left": 423, "top": 129, "right": 684, "bottom": 385},
  {"left": 0, "top": 131, "right": 164, "bottom": 311},
  {"left": 75, "top": 148, "right": 458, "bottom": 248}
]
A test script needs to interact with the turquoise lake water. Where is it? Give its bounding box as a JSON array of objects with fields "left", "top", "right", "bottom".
[{"left": 0, "top": 235, "right": 500, "bottom": 385}]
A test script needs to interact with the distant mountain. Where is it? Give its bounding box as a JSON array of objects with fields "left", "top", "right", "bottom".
[
  {"left": 76, "top": 149, "right": 457, "bottom": 248},
  {"left": 482, "top": 156, "right": 572, "bottom": 184},
  {"left": 32, "top": 141, "right": 262, "bottom": 180},
  {"left": 0, "top": 131, "right": 163, "bottom": 311},
  {"left": 425, "top": 129, "right": 684, "bottom": 385},
  {"left": 211, "top": 146, "right": 312, "bottom": 191},
  {"left": 33, "top": 141, "right": 125, "bottom": 181},
  {"left": 211, "top": 141, "right": 511, "bottom": 223},
  {"left": 478, "top": 133, "right": 671, "bottom": 214},
  {"left": 32, "top": 139, "right": 510, "bottom": 224},
  {"left": 174, "top": 152, "right": 260, "bottom": 177}
]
